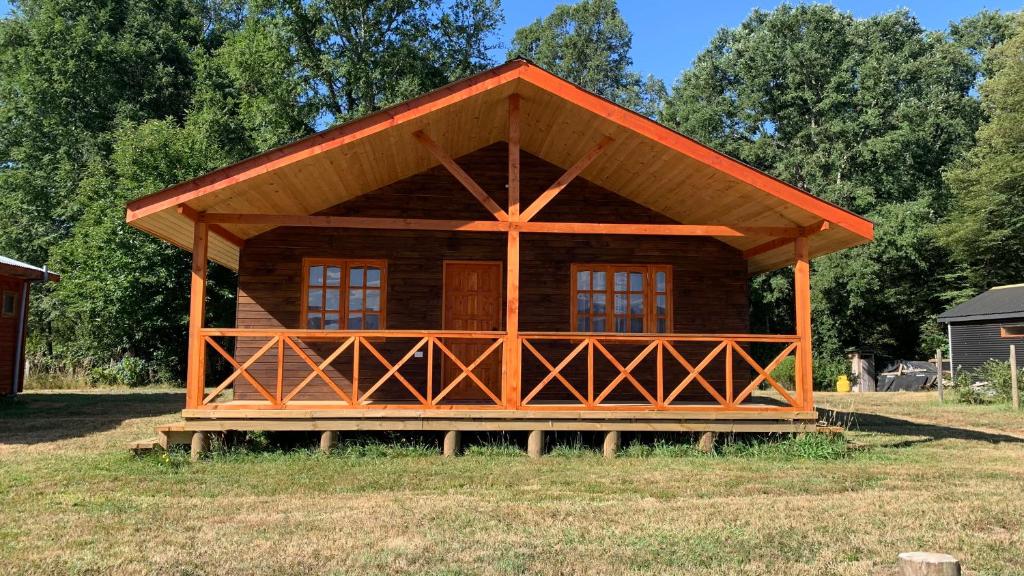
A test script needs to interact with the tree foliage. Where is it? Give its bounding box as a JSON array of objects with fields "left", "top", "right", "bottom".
[
  {"left": 940, "top": 14, "right": 1024, "bottom": 293},
  {"left": 0, "top": 0, "right": 502, "bottom": 376},
  {"left": 508, "top": 0, "right": 664, "bottom": 116},
  {"left": 660, "top": 4, "right": 1011, "bottom": 363}
]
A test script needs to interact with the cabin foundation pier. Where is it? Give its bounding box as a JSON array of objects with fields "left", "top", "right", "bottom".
[
  {"left": 443, "top": 430, "right": 461, "bottom": 457},
  {"left": 603, "top": 431, "right": 620, "bottom": 458},
  {"left": 320, "top": 431, "right": 337, "bottom": 453},
  {"left": 527, "top": 430, "right": 544, "bottom": 458},
  {"left": 190, "top": 431, "right": 209, "bottom": 462}
]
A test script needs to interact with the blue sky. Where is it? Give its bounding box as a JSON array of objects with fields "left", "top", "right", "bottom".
[{"left": 1, "top": 0, "right": 1019, "bottom": 84}]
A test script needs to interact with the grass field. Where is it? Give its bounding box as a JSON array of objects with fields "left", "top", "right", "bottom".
[{"left": 1, "top": 389, "right": 1022, "bottom": 576}]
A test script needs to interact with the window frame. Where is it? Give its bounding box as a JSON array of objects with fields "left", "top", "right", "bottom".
[
  {"left": 570, "top": 263, "right": 673, "bottom": 334},
  {"left": 1, "top": 290, "right": 17, "bottom": 318},
  {"left": 300, "top": 258, "right": 387, "bottom": 330}
]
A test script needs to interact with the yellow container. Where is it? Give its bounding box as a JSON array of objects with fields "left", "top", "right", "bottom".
[{"left": 836, "top": 374, "right": 851, "bottom": 393}]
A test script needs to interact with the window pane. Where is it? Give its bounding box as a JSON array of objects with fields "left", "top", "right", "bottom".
[
  {"left": 365, "top": 289, "right": 380, "bottom": 312},
  {"left": 592, "top": 293, "right": 606, "bottom": 315},
  {"left": 325, "top": 289, "right": 340, "bottom": 311},
  {"left": 347, "top": 313, "right": 363, "bottom": 329},
  {"left": 630, "top": 272, "right": 643, "bottom": 291},
  {"left": 615, "top": 317, "right": 628, "bottom": 333},
  {"left": 655, "top": 271, "right": 666, "bottom": 293},
  {"left": 306, "top": 314, "right": 322, "bottom": 329},
  {"left": 614, "top": 294, "right": 627, "bottom": 314},
  {"left": 614, "top": 272, "right": 627, "bottom": 291},
  {"left": 593, "top": 316, "right": 606, "bottom": 332},
  {"left": 366, "top": 267, "right": 381, "bottom": 288},
  {"left": 325, "top": 266, "right": 341, "bottom": 286},
  {"left": 657, "top": 318, "right": 667, "bottom": 333},
  {"left": 576, "top": 316, "right": 590, "bottom": 332},
  {"left": 576, "top": 270, "right": 590, "bottom": 290},
  {"left": 324, "top": 313, "right": 340, "bottom": 330},
  {"left": 593, "top": 271, "right": 606, "bottom": 290},
  {"left": 348, "top": 289, "right": 363, "bottom": 311},
  {"left": 576, "top": 293, "right": 590, "bottom": 313},
  {"left": 349, "top": 266, "right": 364, "bottom": 287},
  {"left": 307, "top": 288, "right": 323, "bottom": 311},
  {"left": 365, "top": 314, "right": 380, "bottom": 330},
  {"left": 309, "top": 265, "right": 324, "bottom": 286},
  {"left": 656, "top": 295, "right": 666, "bottom": 315},
  {"left": 630, "top": 294, "right": 644, "bottom": 315},
  {"left": 630, "top": 318, "right": 644, "bottom": 333}
]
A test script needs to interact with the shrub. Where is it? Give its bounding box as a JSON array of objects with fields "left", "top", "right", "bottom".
[
  {"left": 813, "top": 355, "right": 849, "bottom": 390},
  {"left": 771, "top": 356, "right": 796, "bottom": 387},
  {"left": 86, "top": 356, "right": 158, "bottom": 387},
  {"left": 953, "top": 359, "right": 1021, "bottom": 404}
]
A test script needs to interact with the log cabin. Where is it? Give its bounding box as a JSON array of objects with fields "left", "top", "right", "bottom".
[
  {"left": 0, "top": 256, "right": 59, "bottom": 396},
  {"left": 124, "top": 59, "right": 873, "bottom": 455}
]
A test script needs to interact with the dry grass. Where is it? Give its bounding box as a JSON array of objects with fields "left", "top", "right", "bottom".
[{"left": 1, "top": 389, "right": 1023, "bottom": 576}]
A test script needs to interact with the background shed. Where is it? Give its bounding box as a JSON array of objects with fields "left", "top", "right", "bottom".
[
  {"left": 938, "top": 284, "right": 1024, "bottom": 380},
  {"left": 0, "top": 256, "right": 59, "bottom": 395}
]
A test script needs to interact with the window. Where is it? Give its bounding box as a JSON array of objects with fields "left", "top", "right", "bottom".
[
  {"left": 571, "top": 264, "right": 671, "bottom": 334},
  {"left": 1, "top": 290, "right": 16, "bottom": 318},
  {"left": 302, "top": 260, "right": 386, "bottom": 330}
]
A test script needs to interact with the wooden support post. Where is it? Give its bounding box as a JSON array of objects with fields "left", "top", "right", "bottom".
[
  {"left": 698, "top": 431, "right": 717, "bottom": 453},
  {"left": 443, "top": 430, "right": 461, "bottom": 457},
  {"left": 320, "top": 431, "right": 337, "bottom": 454},
  {"left": 602, "top": 431, "right": 620, "bottom": 459},
  {"left": 898, "top": 552, "right": 961, "bottom": 576},
  {"left": 1011, "top": 344, "right": 1019, "bottom": 411},
  {"left": 190, "top": 431, "right": 209, "bottom": 462},
  {"left": 527, "top": 429, "right": 544, "bottom": 458},
  {"left": 504, "top": 94, "right": 521, "bottom": 409},
  {"left": 186, "top": 222, "right": 209, "bottom": 409},
  {"left": 935, "top": 349, "right": 944, "bottom": 403},
  {"left": 793, "top": 237, "right": 813, "bottom": 411}
]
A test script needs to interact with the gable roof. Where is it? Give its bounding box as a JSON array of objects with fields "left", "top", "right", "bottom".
[
  {"left": 938, "top": 284, "right": 1024, "bottom": 323},
  {"left": 0, "top": 255, "right": 60, "bottom": 282},
  {"left": 125, "top": 58, "right": 873, "bottom": 273}
]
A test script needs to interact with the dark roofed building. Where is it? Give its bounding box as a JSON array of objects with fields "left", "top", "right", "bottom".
[{"left": 938, "top": 284, "right": 1024, "bottom": 379}]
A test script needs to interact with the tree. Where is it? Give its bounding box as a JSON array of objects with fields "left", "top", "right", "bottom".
[
  {"left": 660, "top": 5, "right": 995, "bottom": 369},
  {"left": 940, "top": 15, "right": 1024, "bottom": 294},
  {"left": 0, "top": 0, "right": 503, "bottom": 379},
  {"left": 508, "top": 0, "right": 664, "bottom": 117}
]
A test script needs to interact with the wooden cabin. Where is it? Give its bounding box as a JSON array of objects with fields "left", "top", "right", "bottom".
[
  {"left": 124, "top": 60, "right": 873, "bottom": 453},
  {"left": 0, "top": 256, "right": 59, "bottom": 396}
]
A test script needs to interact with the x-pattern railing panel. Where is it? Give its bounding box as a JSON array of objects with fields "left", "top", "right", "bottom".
[{"left": 198, "top": 329, "right": 505, "bottom": 408}]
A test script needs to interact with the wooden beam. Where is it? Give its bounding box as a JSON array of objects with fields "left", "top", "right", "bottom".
[
  {"left": 505, "top": 94, "right": 522, "bottom": 409},
  {"left": 741, "top": 220, "right": 831, "bottom": 259},
  {"left": 176, "top": 205, "right": 245, "bottom": 248},
  {"left": 199, "top": 213, "right": 509, "bottom": 232},
  {"left": 186, "top": 222, "right": 209, "bottom": 410},
  {"left": 519, "top": 222, "right": 804, "bottom": 237},
  {"left": 520, "top": 135, "right": 614, "bottom": 222},
  {"left": 793, "top": 237, "right": 813, "bottom": 411},
  {"left": 413, "top": 130, "right": 509, "bottom": 221}
]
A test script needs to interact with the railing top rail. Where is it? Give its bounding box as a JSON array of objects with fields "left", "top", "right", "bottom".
[
  {"left": 198, "top": 328, "right": 507, "bottom": 338},
  {"left": 519, "top": 331, "right": 800, "bottom": 343}
]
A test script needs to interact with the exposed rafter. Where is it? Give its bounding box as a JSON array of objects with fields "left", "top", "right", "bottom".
[{"left": 176, "top": 205, "right": 245, "bottom": 248}]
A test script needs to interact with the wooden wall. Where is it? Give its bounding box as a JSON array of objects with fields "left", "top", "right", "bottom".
[{"left": 229, "top": 143, "right": 751, "bottom": 404}]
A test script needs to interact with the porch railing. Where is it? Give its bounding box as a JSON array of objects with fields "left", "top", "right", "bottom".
[{"left": 188, "top": 328, "right": 810, "bottom": 411}]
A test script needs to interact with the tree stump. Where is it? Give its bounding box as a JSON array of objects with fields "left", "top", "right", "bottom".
[{"left": 898, "top": 552, "right": 961, "bottom": 576}]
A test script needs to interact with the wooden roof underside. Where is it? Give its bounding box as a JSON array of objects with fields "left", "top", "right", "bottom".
[{"left": 125, "top": 60, "right": 873, "bottom": 274}]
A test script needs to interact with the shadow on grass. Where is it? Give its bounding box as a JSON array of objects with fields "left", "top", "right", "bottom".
[
  {"left": 820, "top": 407, "right": 1023, "bottom": 446},
  {"left": 0, "top": 390, "right": 182, "bottom": 445}
]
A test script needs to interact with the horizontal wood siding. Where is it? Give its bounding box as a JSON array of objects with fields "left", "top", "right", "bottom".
[
  {"left": 949, "top": 320, "right": 1024, "bottom": 378},
  {"left": 231, "top": 143, "right": 750, "bottom": 403}
]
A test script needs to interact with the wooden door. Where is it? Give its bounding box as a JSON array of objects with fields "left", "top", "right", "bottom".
[{"left": 442, "top": 261, "right": 503, "bottom": 402}]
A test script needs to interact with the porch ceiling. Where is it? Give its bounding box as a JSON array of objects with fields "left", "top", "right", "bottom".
[{"left": 125, "top": 59, "right": 872, "bottom": 274}]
